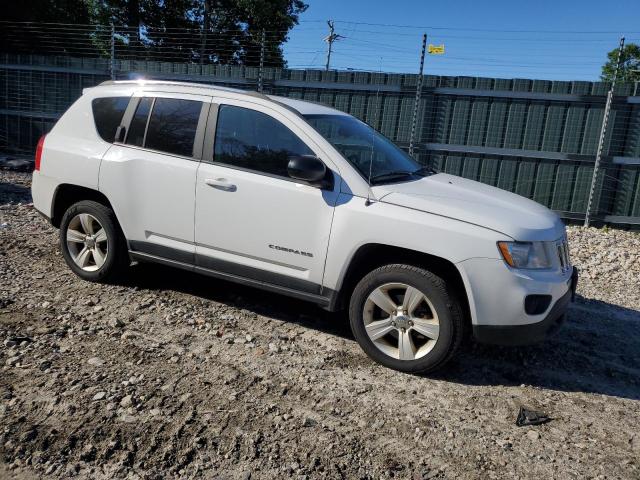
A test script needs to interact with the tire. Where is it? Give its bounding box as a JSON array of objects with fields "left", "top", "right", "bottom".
[
  {"left": 59, "top": 200, "right": 129, "bottom": 282},
  {"left": 348, "top": 264, "right": 465, "bottom": 374}
]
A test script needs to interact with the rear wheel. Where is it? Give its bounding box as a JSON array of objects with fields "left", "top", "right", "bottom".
[
  {"left": 349, "top": 264, "right": 464, "bottom": 374},
  {"left": 59, "top": 200, "right": 128, "bottom": 282}
]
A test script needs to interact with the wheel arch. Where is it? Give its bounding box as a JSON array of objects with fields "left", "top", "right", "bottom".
[
  {"left": 330, "top": 243, "right": 471, "bottom": 324},
  {"left": 51, "top": 184, "right": 113, "bottom": 228}
]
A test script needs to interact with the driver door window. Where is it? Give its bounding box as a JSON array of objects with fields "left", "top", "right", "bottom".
[{"left": 214, "top": 104, "right": 313, "bottom": 178}]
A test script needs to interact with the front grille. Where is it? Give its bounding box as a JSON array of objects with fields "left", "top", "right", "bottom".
[{"left": 556, "top": 238, "right": 571, "bottom": 274}]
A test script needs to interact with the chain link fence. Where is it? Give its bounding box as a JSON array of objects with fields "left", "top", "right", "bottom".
[{"left": 1, "top": 21, "right": 639, "bottom": 226}]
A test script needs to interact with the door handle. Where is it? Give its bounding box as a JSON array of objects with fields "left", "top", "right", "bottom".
[{"left": 205, "top": 178, "right": 237, "bottom": 192}]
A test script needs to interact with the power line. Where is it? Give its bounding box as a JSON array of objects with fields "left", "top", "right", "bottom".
[{"left": 301, "top": 19, "right": 640, "bottom": 35}]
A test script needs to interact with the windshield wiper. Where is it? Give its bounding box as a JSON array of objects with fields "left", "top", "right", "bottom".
[
  {"left": 369, "top": 171, "right": 414, "bottom": 184},
  {"left": 412, "top": 166, "right": 437, "bottom": 176}
]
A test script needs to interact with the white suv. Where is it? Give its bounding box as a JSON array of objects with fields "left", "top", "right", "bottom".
[{"left": 31, "top": 80, "right": 577, "bottom": 373}]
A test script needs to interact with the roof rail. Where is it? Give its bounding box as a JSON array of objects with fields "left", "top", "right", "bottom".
[
  {"left": 97, "top": 79, "right": 249, "bottom": 94},
  {"left": 95, "top": 79, "right": 303, "bottom": 116}
]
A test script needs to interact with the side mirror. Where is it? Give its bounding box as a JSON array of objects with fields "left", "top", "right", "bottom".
[
  {"left": 287, "top": 155, "right": 330, "bottom": 187},
  {"left": 114, "top": 125, "right": 127, "bottom": 143}
]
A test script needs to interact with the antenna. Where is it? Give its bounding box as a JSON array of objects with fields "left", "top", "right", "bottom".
[
  {"left": 324, "top": 20, "right": 344, "bottom": 71},
  {"left": 365, "top": 56, "right": 383, "bottom": 207}
]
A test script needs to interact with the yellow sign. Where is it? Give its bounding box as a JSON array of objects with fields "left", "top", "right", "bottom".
[{"left": 428, "top": 44, "right": 445, "bottom": 55}]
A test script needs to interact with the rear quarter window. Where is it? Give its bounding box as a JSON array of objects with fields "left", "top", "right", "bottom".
[
  {"left": 144, "top": 98, "right": 203, "bottom": 157},
  {"left": 91, "top": 97, "right": 130, "bottom": 143}
]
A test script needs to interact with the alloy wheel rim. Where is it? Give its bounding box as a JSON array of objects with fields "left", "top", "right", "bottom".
[
  {"left": 66, "top": 213, "right": 108, "bottom": 272},
  {"left": 363, "top": 282, "right": 440, "bottom": 361}
]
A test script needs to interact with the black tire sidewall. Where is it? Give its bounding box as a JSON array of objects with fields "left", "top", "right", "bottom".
[
  {"left": 59, "top": 201, "right": 123, "bottom": 282},
  {"left": 349, "top": 266, "right": 457, "bottom": 374}
]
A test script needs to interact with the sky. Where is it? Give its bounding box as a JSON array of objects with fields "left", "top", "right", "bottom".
[{"left": 282, "top": 0, "right": 640, "bottom": 81}]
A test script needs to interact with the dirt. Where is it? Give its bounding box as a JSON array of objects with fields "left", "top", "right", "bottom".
[{"left": 1, "top": 170, "right": 639, "bottom": 479}]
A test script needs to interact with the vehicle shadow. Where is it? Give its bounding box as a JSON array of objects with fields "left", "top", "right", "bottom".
[
  {"left": 435, "top": 296, "right": 640, "bottom": 401},
  {"left": 123, "top": 264, "right": 640, "bottom": 401},
  {"left": 122, "top": 262, "right": 354, "bottom": 339},
  {"left": 0, "top": 182, "right": 32, "bottom": 205}
]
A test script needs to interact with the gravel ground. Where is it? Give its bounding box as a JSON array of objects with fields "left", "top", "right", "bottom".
[{"left": 1, "top": 170, "right": 639, "bottom": 479}]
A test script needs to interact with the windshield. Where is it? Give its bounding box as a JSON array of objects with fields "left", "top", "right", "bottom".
[{"left": 304, "top": 114, "right": 431, "bottom": 184}]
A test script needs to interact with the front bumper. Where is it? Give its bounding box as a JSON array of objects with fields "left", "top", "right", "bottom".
[{"left": 473, "top": 267, "right": 578, "bottom": 346}]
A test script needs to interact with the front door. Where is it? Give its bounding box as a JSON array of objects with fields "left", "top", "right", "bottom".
[{"left": 194, "top": 99, "right": 340, "bottom": 297}]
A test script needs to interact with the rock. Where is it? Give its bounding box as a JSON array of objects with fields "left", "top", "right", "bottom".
[
  {"left": 268, "top": 343, "right": 280, "bottom": 353},
  {"left": 121, "top": 331, "right": 136, "bottom": 340},
  {"left": 496, "top": 439, "right": 513, "bottom": 450},
  {"left": 79, "top": 444, "right": 97, "bottom": 461},
  {"left": 527, "top": 430, "right": 541, "bottom": 441},
  {"left": 302, "top": 417, "right": 318, "bottom": 427},
  {"left": 6, "top": 356, "right": 20, "bottom": 366},
  {"left": 93, "top": 391, "right": 107, "bottom": 401},
  {"left": 120, "top": 395, "right": 133, "bottom": 408},
  {"left": 108, "top": 317, "right": 124, "bottom": 328},
  {"left": 87, "top": 357, "right": 105, "bottom": 367},
  {"left": 38, "top": 360, "right": 52, "bottom": 371}
]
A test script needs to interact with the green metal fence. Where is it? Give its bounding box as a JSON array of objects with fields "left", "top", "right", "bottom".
[{"left": 1, "top": 54, "right": 639, "bottom": 225}]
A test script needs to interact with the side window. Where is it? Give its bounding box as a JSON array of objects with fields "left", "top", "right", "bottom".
[
  {"left": 145, "top": 98, "right": 202, "bottom": 157},
  {"left": 126, "top": 97, "right": 153, "bottom": 147},
  {"left": 91, "top": 97, "right": 129, "bottom": 143},
  {"left": 214, "top": 105, "right": 313, "bottom": 177}
]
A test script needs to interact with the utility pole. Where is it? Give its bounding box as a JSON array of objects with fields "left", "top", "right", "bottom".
[
  {"left": 324, "top": 20, "right": 343, "bottom": 71},
  {"left": 585, "top": 36, "right": 625, "bottom": 227},
  {"left": 408, "top": 33, "right": 427, "bottom": 158}
]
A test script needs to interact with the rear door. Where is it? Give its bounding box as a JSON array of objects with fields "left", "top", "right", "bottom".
[
  {"left": 100, "top": 92, "right": 210, "bottom": 262},
  {"left": 194, "top": 99, "right": 341, "bottom": 298}
]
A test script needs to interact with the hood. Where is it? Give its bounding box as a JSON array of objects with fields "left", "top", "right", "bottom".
[{"left": 372, "top": 173, "right": 565, "bottom": 241}]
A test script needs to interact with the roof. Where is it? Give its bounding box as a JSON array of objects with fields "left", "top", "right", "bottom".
[
  {"left": 96, "top": 80, "right": 347, "bottom": 116},
  {"left": 266, "top": 95, "right": 348, "bottom": 116}
]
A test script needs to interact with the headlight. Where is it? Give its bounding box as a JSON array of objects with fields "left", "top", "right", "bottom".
[{"left": 497, "top": 241, "right": 551, "bottom": 269}]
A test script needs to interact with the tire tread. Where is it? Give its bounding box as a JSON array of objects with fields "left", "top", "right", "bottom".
[
  {"left": 59, "top": 200, "right": 128, "bottom": 283},
  {"left": 349, "top": 263, "right": 465, "bottom": 374}
]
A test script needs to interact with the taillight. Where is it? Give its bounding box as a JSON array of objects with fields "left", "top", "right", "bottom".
[{"left": 35, "top": 135, "right": 46, "bottom": 171}]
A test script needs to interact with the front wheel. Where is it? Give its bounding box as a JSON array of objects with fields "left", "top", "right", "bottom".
[
  {"left": 59, "top": 200, "right": 128, "bottom": 282},
  {"left": 349, "top": 264, "right": 465, "bottom": 374}
]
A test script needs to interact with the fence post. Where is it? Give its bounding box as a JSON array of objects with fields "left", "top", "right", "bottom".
[
  {"left": 109, "top": 24, "right": 116, "bottom": 80},
  {"left": 584, "top": 36, "right": 625, "bottom": 227},
  {"left": 408, "top": 33, "right": 427, "bottom": 159},
  {"left": 258, "top": 29, "right": 265, "bottom": 93},
  {"left": 200, "top": 0, "right": 210, "bottom": 66}
]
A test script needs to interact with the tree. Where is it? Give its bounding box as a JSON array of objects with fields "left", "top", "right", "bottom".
[
  {"left": 181, "top": 0, "right": 308, "bottom": 67},
  {"left": 1, "top": 0, "right": 90, "bottom": 23},
  {"left": 0, "top": 0, "right": 94, "bottom": 56},
  {"left": 1, "top": 0, "right": 307, "bottom": 67},
  {"left": 221, "top": 0, "right": 309, "bottom": 67},
  {"left": 86, "top": 0, "right": 307, "bottom": 66},
  {"left": 601, "top": 43, "right": 640, "bottom": 83}
]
